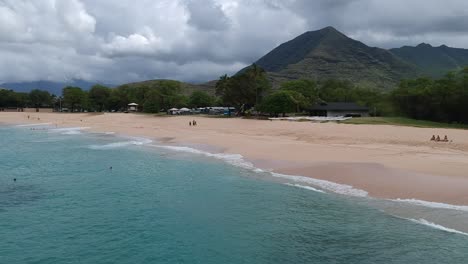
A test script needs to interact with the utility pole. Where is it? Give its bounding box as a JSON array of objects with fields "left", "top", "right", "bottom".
[{"left": 255, "top": 85, "right": 258, "bottom": 118}]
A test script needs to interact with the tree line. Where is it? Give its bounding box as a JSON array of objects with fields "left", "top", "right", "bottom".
[
  {"left": 214, "top": 64, "right": 468, "bottom": 124},
  {"left": 0, "top": 81, "right": 218, "bottom": 113},
  {"left": 214, "top": 65, "right": 389, "bottom": 117},
  {"left": 2, "top": 65, "right": 468, "bottom": 124},
  {"left": 391, "top": 68, "right": 468, "bottom": 124}
]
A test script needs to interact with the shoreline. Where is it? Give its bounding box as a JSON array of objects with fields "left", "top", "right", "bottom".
[{"left": 2, "top": 112, "right": 468, "bottom": 205}]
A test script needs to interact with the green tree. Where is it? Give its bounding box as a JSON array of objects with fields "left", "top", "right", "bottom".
[
  {"left": 88, "top": 85, "right": 111, "bottom": 112},
  {"left": 280, "top": 79, "right": 318, "bottom": 103},
  {"left": 390, "top": 68, "right": 468, "bottom": 123},
  {"left": 215, "top": 64, "right": 271, "bottom": 111},
  {"left": 318, "top": 79, "right": 354, "bottom": 102},
  {"left": 188, "top": 91, "right": 215, "bottom": 108},
  {"left": 143, "top": 89, "right": 160, "bottom": 113},
  {"left": 279, "top": 79, "right": 320, "bottom": 112},
  {"left": 63, "top": 86, "right": 85, "bottom": 112},
  {"left": 29, "top": 89, "right": 52, "bottom": 108},
  {"left": 259, "top": 90, "right": 304, "bottom": 117},
  {"left": 0, "top": 89, "right": 24, "bottom": 108}
]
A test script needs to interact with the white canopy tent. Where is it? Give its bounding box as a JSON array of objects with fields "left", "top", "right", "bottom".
[{"left": 128, "top": 103, "right": 138, "bottom": 112}]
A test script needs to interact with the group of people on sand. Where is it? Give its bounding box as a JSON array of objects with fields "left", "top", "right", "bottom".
[
  {"left": 431, "top": 135, "right": 450, "bottom": 142},
  {"left": 27, "top": 115, "right": 41, "bottom": 121},
  {"left": 189, "top": 120, "right": 198, "bottom": 127}
]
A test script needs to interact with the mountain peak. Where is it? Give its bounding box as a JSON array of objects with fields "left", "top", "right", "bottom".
[
  {"left": 319, "top": 26, "right": 338, "bottom": 32},
  {"left": 309, "top": 26, "right": 344, "bottom": 37},
  {"left": 250, "top": 27, "right": 418, "bottom": 89},
  {"left": 416, "top": 43, "right": 433, "bottom": 48}
]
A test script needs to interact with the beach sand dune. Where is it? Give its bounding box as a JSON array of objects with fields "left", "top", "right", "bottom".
[{"left": 2, "top": 112, "right": 468, "bottom": 204}]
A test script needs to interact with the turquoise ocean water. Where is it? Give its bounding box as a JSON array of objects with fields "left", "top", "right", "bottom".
[{"left": 1, "top": 124, "right": 467, "bottom": 263}]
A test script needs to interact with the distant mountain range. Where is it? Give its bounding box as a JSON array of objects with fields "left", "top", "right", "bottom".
[
  {"left": 0, "top": 80, "right": 114, "bottom": 95},
  {"left": 390, "top": 43, "right": 468, "bottom": 78},
  {"left": 250, "top": 27, "right": 468, "bottom": 89},
  {"left": 3, "top": 27, "right": 468, "bottom": 94}
]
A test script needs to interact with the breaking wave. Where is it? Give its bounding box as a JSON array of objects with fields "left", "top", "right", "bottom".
[
  {"left": 50, "top": 127, "right": 90, "bottom": 135},
  {"left": 285, "top": 183, "right": 326, "bottom": 194},
  {"left": 407, "top": 218, "right": 468, "bottom": 236},
  {"left": 152, "top": 144, "right": 369, "bottom": 197},
  {"left": 273, "top": 173, "right": 368, "bottom": 197},
  {"left": 391, "top": 199, "right": 468, "bottom": 212},
  {"left": 152, "top": 145, "right": 264, "bottom": 172},
  {"left": 16, "top": 123, "right": 52, "bottom": 127},
  {"left": 88, "top": 137, "right": 152, "bottom": 150}
]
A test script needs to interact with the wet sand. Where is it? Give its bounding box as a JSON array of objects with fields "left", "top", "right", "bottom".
[{"left": 2, "top": 112, "right": 468, "bottom": 205}]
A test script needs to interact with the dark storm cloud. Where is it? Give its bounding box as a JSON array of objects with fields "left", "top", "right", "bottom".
[{"left": 0, "top": 0, "right": 467, "bottom": 84}]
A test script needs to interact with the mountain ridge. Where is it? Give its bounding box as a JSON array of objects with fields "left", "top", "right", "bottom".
[
  {"left": 252, "top": 26, "right": 421, "bottom": 89},
  {"left": 390, "top": 43, "right": 468, "bottom": 77}
]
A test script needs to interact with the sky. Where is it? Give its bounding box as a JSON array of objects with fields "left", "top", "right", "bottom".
[{"left": 1, "top": 0, "right": 468, "bottom": 84}]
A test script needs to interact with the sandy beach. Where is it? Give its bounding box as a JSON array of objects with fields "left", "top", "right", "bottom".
[{"left": 2, "top": 112, "right": 468, "bottom": 205}]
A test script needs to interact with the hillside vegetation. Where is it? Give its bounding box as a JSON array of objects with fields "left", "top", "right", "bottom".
[{"left": 390, "top": 43, "right": 468, "bottom": 78}]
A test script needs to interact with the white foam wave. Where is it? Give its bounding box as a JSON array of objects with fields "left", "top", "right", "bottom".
[
  {"left": 88, "top": 138, "right": 152, "bottom": 150},
  {"left": 49, "top": 127, "right": 90, "bottom": 135},
  {"left": 62, "top": 130, "right": 82, "bottom": 135},
  {"left": 272, "top": 173, "right": 368, "bottom": 197},
  {"left": 152, "top": 145, "right": 264, "bottom": 172},
  {"left": 285, "top": 183, "right": 326, "bottom": 194},
  {"left": 391, "top": 199, "right": 468, "bottom": 212},
  {"left": 16, "top": 123, "right": 52, "bottom": 127},
  {"left": 50, "top": 127, "right": 90, "bottom": 132},
  {"left": 408, "top": 218, "right": 468, "bottom": 236},
  {"left": 153, "top": 144, "right": 368, "bottom": 196}
]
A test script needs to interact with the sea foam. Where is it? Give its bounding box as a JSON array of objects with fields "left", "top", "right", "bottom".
[
  {"left": 152, "top": 144, "right": 369, "bottom": 197},
  {"left": 391, "top": 199, "right": 468, "bottom": 212},
  {"left": 408, "top": 218, "right": 468, "bottom": 236},
  {"left": 16, "top": 123, "right": 52, "bottom": 127},
  {"left": 50, "top": 127, "right": 90, "bottom": 135},
  {"left": 88, "top": 137, "right": 153, "bottom": 150},
  {"left": 285, "top": 183, "right": 326, "bottom": 194},
  {"left": 272, "top": 173, "right": 368, "bottom": 197},
  {"left": 152, "top": 145, "right": 264, "bottom": 172}
]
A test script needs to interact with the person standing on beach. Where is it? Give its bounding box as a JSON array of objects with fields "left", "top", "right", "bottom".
[{"left": 189, "top": 121, "right": 192, "bottom": 126}]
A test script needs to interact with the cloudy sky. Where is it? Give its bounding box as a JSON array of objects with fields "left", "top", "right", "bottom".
[{"left": 1, "top": 0, "right": 467, "bottom": 84}]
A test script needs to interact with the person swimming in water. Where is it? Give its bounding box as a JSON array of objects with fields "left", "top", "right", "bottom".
[{"left": 13, "top": 178, "right": 16, "bottom": 182}]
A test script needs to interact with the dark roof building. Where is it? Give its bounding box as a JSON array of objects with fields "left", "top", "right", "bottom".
[{"left": 309, "top": 102, "right": 369, "bottom": 117}]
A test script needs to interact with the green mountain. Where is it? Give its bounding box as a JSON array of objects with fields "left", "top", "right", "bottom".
[
  {"left": 390, "top": 43, "right": 468, "bottom": 77},
  {"left": 252, "top": 27, "right": 419, "bottom": 89}
]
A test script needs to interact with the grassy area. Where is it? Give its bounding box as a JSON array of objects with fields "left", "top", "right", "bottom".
[{"left": 341, "top": 117, "right": 468, "bottom": 129}]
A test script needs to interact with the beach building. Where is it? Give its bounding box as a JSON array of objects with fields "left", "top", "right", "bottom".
[
  {"left": 128, "top": 103, "right": 139, "bottom": 112},
  {"left": 308, "top": 102, "right": 369, "bottom": 117}
]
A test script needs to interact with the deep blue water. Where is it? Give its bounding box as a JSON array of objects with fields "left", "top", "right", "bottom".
[{"left": 1, "top": 125, "right": 467, "bottom": 264}]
